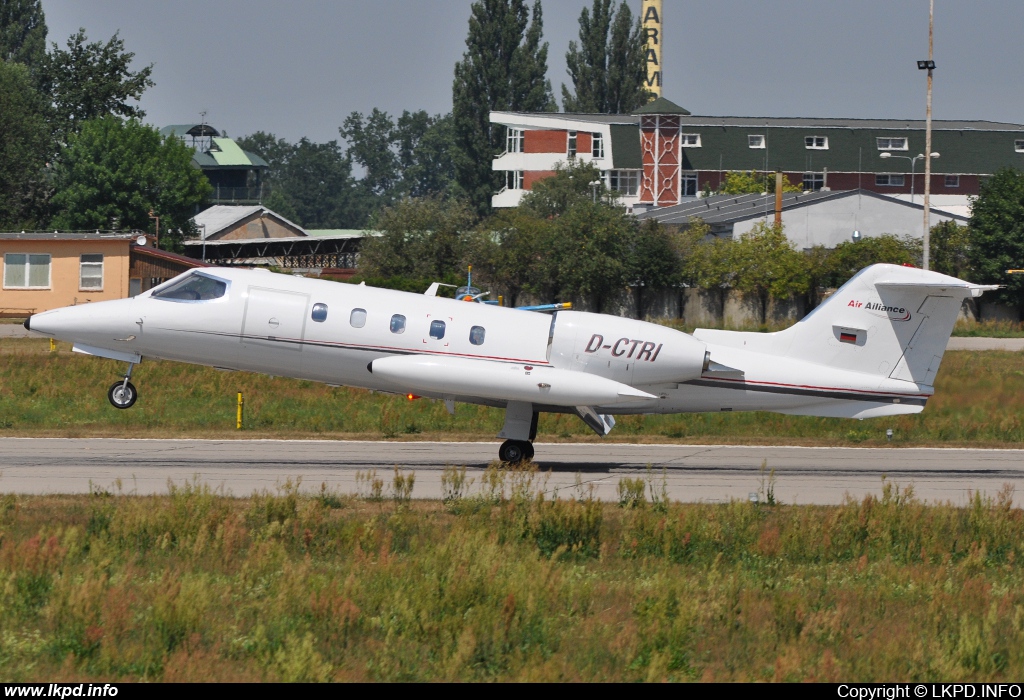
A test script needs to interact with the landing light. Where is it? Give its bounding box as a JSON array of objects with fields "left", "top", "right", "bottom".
[{"left": 406, "top": 394, "right": 420, "bottom": 401}]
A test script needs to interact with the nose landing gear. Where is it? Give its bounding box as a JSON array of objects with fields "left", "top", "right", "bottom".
[{"left": 107, "top": 362, "right": 138, "bottom": 409}]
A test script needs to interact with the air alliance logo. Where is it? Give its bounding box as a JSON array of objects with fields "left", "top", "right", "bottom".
[{"left": 848, "top": 299, "right": 911, "bottom": 322}]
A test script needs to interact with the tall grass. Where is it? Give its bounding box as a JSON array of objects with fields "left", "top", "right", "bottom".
[
  {"left": 0, "top": 478, "right": 1023, "bottom": 680},
  {"left": 2, "top": 339, "right": 1024, "bottom": 446}
]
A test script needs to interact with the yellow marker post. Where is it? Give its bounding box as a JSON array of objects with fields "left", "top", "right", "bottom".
[
  {"left": 49, "top": 338, "right": 56, "bottom": 353},
  {"left": 237, "top": 392, "right": 243, "bottom": 430}
]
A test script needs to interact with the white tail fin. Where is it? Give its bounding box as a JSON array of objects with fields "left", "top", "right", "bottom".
[{"left": 697, "top": 264, "right": 996, "bottom": 387}]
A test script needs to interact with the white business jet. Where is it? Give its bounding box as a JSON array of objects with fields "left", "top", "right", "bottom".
[{"left": 24, "top": 263, "right": 993, "bottom": 463}]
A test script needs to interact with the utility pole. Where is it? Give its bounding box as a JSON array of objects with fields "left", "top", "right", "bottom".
[{"left": 921, "top": 0, "right": 935, "bottom": 270}]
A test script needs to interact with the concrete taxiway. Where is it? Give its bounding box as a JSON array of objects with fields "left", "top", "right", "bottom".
[{"left": 0, "top": 438, "right": 1022, "bottom": 506}]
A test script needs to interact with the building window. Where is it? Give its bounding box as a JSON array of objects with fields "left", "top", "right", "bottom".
[
  {"left": 877, "top": 137, "right": 908, "bottom": 151},
  {"left": 469, "top": 326, "right": 486, "bottom": 346},
  {"left": 681, "top": 133, "right": 701, "bottom": 147},
  {"left": 79, "top": 253, "right": 103, "bottom": 290},
  {"left": 609, "top": 170, "right": 639, "bottom": 196},
  {"left": 803, "top": 172, "right": 825, "bottom": 191},
  {"left": 506, "top": 128, "right": 524, "bottom": 154},
  {"left": 3, "top": 253, "right": 50, "bottom": 289},
  {"left": 876, "top": 174, "right": 905, "bottom": 186},
  {"left": 681, "top": 173, "right": 698, "bottom": 197},
  {"left": 945, "top": 175, "right": 960, "bottom": 188},
  {"left": 1016, "top": 140, "right": 1024, "bottom": 153},
  {"left": 429, "top": 319, "right": 446, "bottom": 340},
  {"left": 567, "top": 131, "right": 577, "bottom": 158},
  {"left": 350, "top": 308, "right": 367, "bottom": 328},
  {"left": 805, "top": 136, "right": 828, "bottom": 149},
  {"left": 748, "top": 135, "right": 765, "bottom": 149},
  {"left": 505, "top": 171, "right": 524, "bottom": 190},
  {"left": 592, "top": 132, "right": 604, "bottom": 158}
]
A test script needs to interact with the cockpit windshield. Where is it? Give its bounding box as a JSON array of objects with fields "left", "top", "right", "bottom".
[{"left": 152, "top": 273, "right": 227, "bottom": 301}]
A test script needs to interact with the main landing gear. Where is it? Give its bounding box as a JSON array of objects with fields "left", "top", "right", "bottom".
[
  {"left": 497, "top": 401, "right": 539, "bottom": 464},
  {"left": 499, "top": 439, "right": 534, "bottom": 464},
  {"left": 107, "top": 362, "right": 138, "bottom": 409}
]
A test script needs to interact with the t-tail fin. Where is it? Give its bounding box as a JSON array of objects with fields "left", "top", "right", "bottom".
[
  {"left": 780, "top": 265, "right": 995, "bottom": 385},
  {"left": 696, "top": 264, "right": 996, "bottom": 387}
]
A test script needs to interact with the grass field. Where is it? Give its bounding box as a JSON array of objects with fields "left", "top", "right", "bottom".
[
  {"left": 0, "top": 472, "right": 1021, "bottom": 681},
  {"left": 2, "top": 338, "right": 1024, "bottom": 446}
]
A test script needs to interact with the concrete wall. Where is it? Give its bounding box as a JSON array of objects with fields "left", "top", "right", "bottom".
[{"left": 0, "top": 239, "right": 131, "bottom": 315}]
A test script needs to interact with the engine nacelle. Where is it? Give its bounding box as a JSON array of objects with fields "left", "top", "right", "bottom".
[{"left": 549, "top": 311, "right": 707, "bottom": 386}]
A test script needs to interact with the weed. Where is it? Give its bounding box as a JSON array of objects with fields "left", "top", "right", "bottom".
[
  {"left": 355, "top": 470, "right": 384, "bottom": 502},
  {"left": 617, "top": 477, "right": 646, "bottom": 509},
  {"left": 440, "top": 465, "right": 472, "bottom": 505},
  {"left": 391, "top": 467, "right": 415, "bottom": 506},
  {"left": 758, "top": 460, "right": 778, "bottom": 506}
]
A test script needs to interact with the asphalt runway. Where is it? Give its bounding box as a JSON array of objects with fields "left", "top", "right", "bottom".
[{"left": 1, "top": 438, "right": 1022, "bottom": 506}]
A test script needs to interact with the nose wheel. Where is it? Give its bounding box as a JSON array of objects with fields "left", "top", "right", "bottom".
[
  {"left": 107, "top": 361, "right": 138, "bottom": 409},
  {"left": 499, "top": 439, "right": 534, "bottom": 464}
]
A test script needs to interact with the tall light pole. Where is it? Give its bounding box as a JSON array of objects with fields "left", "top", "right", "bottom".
[
  {"left": 879, "top": 152, "right": 939, "bottom": 203},
  {"left": 918, "top": 0, "right": 936, "bottom": 269}
]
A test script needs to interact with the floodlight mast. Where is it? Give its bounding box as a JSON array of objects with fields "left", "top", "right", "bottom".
[{"left": 919, "top": 0, "right": 936, "bottom": 270}]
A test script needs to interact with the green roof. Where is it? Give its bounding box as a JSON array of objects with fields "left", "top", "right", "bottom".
[
  {"left": 209, "top": 138, "right": 253, "bottom": 166},
  {"left": 633, "top": 97, "right": 691, "bottom": 115},
  {"left": 610, "top": 124, "right": 642, "bottom": 168}
]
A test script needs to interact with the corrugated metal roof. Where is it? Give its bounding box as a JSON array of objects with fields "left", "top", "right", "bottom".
[
  {"left": 304, "top": 229, "right": 376, "bottom": 238},
  {"left": 633, "top": 189, "right": 968, "bottom": 226},
  {"left": 209, "top": 138, "right": 253, "bottom": 167},
  {"left": 192, "top": 205, "right": 307, "bottom": 239},
  {"left": 0, "top": 231, "right": 138, "bottom": 241}
]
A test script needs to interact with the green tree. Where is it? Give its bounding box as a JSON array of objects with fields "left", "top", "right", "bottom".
[
  {"left": 50, "top": 116, "right": 210, "bottom": 250},
  {"left": 37, "top": 28, "right": 153, "bottom": 142},
  {"left": 397, "top": 111, "right": 456, "bottom": 198},
  {"left": 825, "top": 234, "right": 921, "bottom": 288},
  {"left": 340, "top": 108, "right": 399, "bottom": 198},
  {"left": 731, "top": 222, "right": 808, "bottom": 324},
  {"left": 359, "top": 197, "right": 477, "bottom": 280},
  {"left": 628, "top": 218, "right": 679, "bottom": 319},
  {"left": 719, "top": 170, "right": 801, "bottom": 195},
  {"left": 0, "top": 0, "right": 46, "bottom": 69},
  {"left": 546, "top": 201, "right": 632, "bottom": 312},
  {"left": 969, "top": 168, "right": 1024, "bottom": 309},
  {"left": 0, "top": 60, "right": 50, "bottom": 228},
  {"left": 561, "top": 0, "right": 650, "bottom": 113},
  {"left": 678, "top": 219, "right": 734, "bottom": 321},
  {"left": 281, "top": 138, "right": 365, "bottom": 229},
  {"left": 452, "top": 0, "right": 556, "bottom": 215},
  {"left": 468, "top": 208, "right": 553, "bottom": 307},
  {"left": 930, "top": 220, "right": 972, "bottom": 280},
  {"left": 519, "top": 160, "right": 611, "bottom": 218}
]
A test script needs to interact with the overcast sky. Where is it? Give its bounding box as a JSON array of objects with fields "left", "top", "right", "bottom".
[{"left": 39, "top": 0, "right": 1024, "bottom": 145}]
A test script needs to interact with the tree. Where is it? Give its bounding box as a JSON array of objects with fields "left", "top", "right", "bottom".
[
  {"left": 719, "top": 170, "right": 802, "bottom": 195},
  {"left": 0, "top": 0, "right": 46, "bottom": 69},
  {"left": 37, "top": 28, "right": 153, "bottom": 142},
  {"left": 824, "top": 234, "right": 920, "bottom": 288},
  {"left": 50, "top": 116, "right": 211, "bottom": 250},
  {"left": 469, "top": 207, "right": 553, "bottom": 306},
  {"left": 0, "top": 60, "right": 50, "bottom": 228},
  {"left": 930, "top": 220, "right": 972, "bottom": 280},
  {"left": 452, "top": 0, "right": 556, "bottom": 214},
  {"left": 340, "top": 108, "right": 399, "bottom": 198},
  {"left": 969, "top": 168, "right": 1024, "bottom": 309},
  {"left": 519, "top": 160, "right": 611, "bottom": 218},
  {"left": 678, "top": 219, "right": 733, "bottom": 320},
  {"left": 730, "top": 222, "right": 808, "bottom": 324},
  {"left": 628, "top": 218, "right": 680, "bottom": 318},
  {"left": 397, "top": 111, "right": 456, "bottom": 199},
  {"left": 358, "top": 197, "right": 477, "bottom": 281},
  {"left": 561, "top": 0, "right": 650, "bottom": 113}
]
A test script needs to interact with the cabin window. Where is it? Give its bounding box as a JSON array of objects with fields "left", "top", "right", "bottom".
[
  {"left": 79, "top": 254, "right": 103, "bottom": 290},
  {"left": 350, "top": 308, "right": 367, "bottom": 328},
  {"left": 469, "top": 326, "right": 486, "bottom": 346},
  {"left": 152, "top": 273, "right": 226, "bottom": 301},
  {"left": 429, "top": 319, "right": 446, "bottom": 339},
  {"left": 390, "top": 314, "right": 406, "bottom": 334},
  {"left": 3, "top": 253, "right": 50, "bottom": 289},
  {"left": 311, "top": 303, "right": 328, "bottom": 322}
]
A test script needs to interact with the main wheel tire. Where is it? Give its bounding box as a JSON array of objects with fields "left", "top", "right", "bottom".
[
  {"left": 524, "top": 442, "right": 535, "bottom": 461},
  {"left": 499, "top": 439, "right": 527, "bottom": 464},
  {"left": 107, "top": 381, "right": 138, "bottom": 409}
]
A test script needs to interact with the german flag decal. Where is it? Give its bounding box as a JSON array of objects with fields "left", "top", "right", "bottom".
[{"left": 840, "top": 332, "right": 858, "bottom": 344}]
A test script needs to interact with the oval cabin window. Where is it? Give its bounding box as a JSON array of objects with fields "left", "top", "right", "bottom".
[
  {"left": 429, "top": 319, "right": 446, "bottom": 339},
  {"left": 469, "top": 326, "right": 485, "bottom": 346},
  {"left": 350, "top": 308, "right": 367, "bottom": 328},
  {"left": 390, "top": 314, "right": 406, "bottom": 334},
  {"left": 311, "top": 303, "right": 328, "bottom": 322}
]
